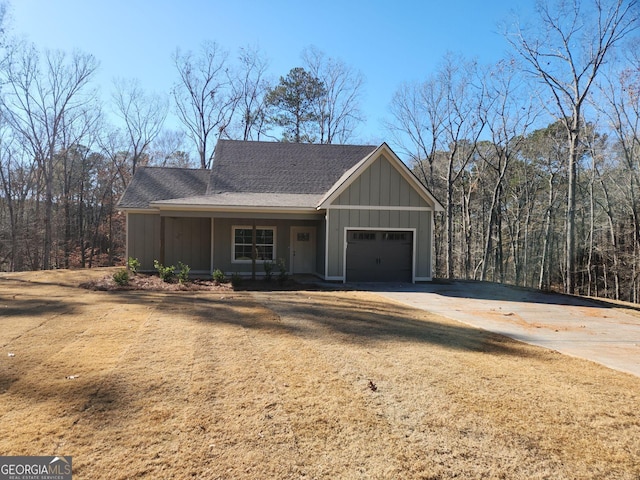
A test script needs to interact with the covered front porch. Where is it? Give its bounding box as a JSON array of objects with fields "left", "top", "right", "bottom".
[{"left": 126, "top": 210, "right": 325, "bottom": 278}]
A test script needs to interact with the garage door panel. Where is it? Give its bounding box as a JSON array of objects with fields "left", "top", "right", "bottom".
[
  {"left": 346, "top": 231, "right": 379, "bottom": 282},
  {"left": 346, "top": 230, "right": 412, "bottom": 282}
]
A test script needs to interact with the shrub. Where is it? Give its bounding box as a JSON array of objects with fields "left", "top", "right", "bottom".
[
  {"left": 277, "top": 258, "right": 288, "bottom": 286},
  {"left": 231, "top": 273, "right": 243, "bottom": 288},
  {"left": 263, "top": 260, "right": 273, "bottom": 282},
  {"left": 154, "top": 259, "right": 175, "bottom": 283},
  {"left": 113, "top": 268, "right": 130, "bottom": 286},
  {"left": 127, "top": 257, "right": 140, "bottom": 274},
  {"left": 212, "top": 268, "right": 225, "bottom": 284},
  {"left": 177, "top": 261, "right": 190, "bottom": 284}
]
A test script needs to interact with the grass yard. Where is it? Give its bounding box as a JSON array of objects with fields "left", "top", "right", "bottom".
[{"left": 0, "top": 269, "right": 639, "bottom": 479}]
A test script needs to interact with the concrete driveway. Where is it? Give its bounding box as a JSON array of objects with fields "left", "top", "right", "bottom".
[{"left": 371, "top": 281, "right": 640, "bottom": 378}]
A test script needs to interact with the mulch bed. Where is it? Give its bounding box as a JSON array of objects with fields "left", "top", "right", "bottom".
[{"left": 79, "top": 272, "right": 313, "bottom": 292}]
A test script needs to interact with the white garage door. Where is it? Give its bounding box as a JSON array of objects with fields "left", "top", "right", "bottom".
[{"left": 346, "top": 230, "right": 413, "bottom": 282}]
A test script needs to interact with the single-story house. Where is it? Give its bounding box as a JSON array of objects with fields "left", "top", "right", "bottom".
[{"left": 117, "top": 140, "right": 444, "bottom": 282}]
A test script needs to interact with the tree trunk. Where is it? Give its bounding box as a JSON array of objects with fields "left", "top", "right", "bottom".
[
  {"left": 481, "top": 181, "right": 503, "bottom": 281},
  {"left": 463, "top": 186, "right": 472, "bottom": 279},
  {"left": 539, "top": 174, "right": 556, "bottom": 291},
  {"left": 446, "top": 161, "right": 454, "bottom": 279},
  {"left": 565, "top": 122, "right": 580, "bottom": 294},
  {"left": 587, "top": 167, "right": 595, "bottom": 297},
  {"left": 43, "top": 158, "right": 53, "bottom": 270}
]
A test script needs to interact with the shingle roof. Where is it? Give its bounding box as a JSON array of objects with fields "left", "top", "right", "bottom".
[
  {"left": 117, "top": 167, "right": 210, "bottom": 209},
  {"left": 118, "top": 140, "right": 378, "bottom": 210},
  {"left": 208, "top": 140, "right": 377, "bottom": 194}
]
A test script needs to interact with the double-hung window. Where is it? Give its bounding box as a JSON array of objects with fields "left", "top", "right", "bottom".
[{"left": 232, "top": 226, "right": 276, "bottom": 262}]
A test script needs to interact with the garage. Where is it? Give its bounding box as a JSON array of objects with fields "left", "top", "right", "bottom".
[{"left": 346, "top": 230, "right": 413, "bottom": 282}]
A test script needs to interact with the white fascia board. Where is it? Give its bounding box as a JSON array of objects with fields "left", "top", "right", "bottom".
[
  {"left": 150, "top": 203, "right": 320, "bottom": 215},
  {"left": 119, "top": 207, "right": 159, "bottom": 214},
  {"left": 325, "top": 205, "right": 432, "bottom": 211}
]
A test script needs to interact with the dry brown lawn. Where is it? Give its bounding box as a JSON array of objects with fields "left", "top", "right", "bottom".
[{"left": 0, "top": 268, "right": 639, "bottom": 479}]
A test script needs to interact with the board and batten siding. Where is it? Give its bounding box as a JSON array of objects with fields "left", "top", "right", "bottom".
[
  {"left": 127, "top": 212, "right": 161, "bottom": 271},
  {"left": 333, "top": 155, "right": 429, "bottom": 208},
  {"left": 164, "top": 217, "right": 211, "bottom": 272},
  {"left": 326, "top": 153, "right": 435, "bottom": 281},
  {"left": 128, "top": 213, "right": 211, "bottom": 272}
]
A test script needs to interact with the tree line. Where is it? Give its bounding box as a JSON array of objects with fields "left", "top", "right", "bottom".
[
  {"left": 389, "top": 0, "right": 640, "bottom": 301},
  {"left": 0, "top": 17, "right": 364, "bottom": 271},
  {"left": 1, "top": 0, "right": 640, "bottom": 304}
]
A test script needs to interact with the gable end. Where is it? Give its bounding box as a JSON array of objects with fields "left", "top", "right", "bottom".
[
  {"left": 331, "top": 154, "right": 430, "bottom": 208},
  {"left": 319, "top": 144, "right": 443, "bottom": 211}
]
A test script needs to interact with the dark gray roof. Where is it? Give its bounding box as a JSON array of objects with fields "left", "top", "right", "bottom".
[
  {"left": 208, "top": 140, "right": 377, "bottom": 194},
  {"left": 117, "top": 167, "right": 210, "bottom": 209},
  {"left": 118, "top": 140, "right": 378, "bottom": 210}
]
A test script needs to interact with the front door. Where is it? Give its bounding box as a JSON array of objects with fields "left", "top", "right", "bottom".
[{"left": 291, "top": 227, "right": 316, "bottom": 274}]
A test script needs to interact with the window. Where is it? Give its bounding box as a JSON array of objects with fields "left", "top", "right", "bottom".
[
  {"left": 383, "top": 232, "right": 407, "bottom": 241},
  {"left": 351, "top": 232, "right": 376, "bottom": 241},
  {"left": 233, "top": 226, "right": 276, "bottom": 262}
]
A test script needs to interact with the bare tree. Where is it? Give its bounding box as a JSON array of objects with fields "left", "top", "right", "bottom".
[
  {"left": 172, "top": 41, "right": 237, "bottom": 168},
  {"left": 477, "top": 60, "right": 538, "bottom": 282},
  {"left": 386, "top": 54, "right": 485, "bottom": 278},
  {"left": 0, "top": 125, "right": 36, "bottom": 271},
  {"left": 387, "top": 76, "right": 446, "bottom": 189},
  {"left": 56, "top": 106, "right": 101, "bottom": 268},
  {"left": 507, "top": 0, "right": 640, "bottom": 294},
  {"left": 112, "top": 78, "right": 167, "bottom": 175},
  {"left": 232, "top": 45, "right": 271, "bottom": 141},
  {"left": 302, "top": 46, "right": 364, "bottom": 144},
  {"left": 0, "top": 42, "right": 98, "bottom": 269},
  {"left": 97, "top": 126, "right": 131, "bottom": 191},
  {"left": 147, "top": 129, "right": 192, "bottom": 167},
  {"left": 596, "top": 52, "right": 640, "bottom": 300},
  {"left": 439, "top": 54, "right": 486, "bottom": 278}
]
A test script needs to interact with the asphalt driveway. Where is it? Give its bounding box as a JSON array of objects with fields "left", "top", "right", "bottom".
[{"left": 372, "top": 281, "right": 640, "bottom": 378}]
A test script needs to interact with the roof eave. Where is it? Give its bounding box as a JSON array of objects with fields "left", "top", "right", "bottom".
[
  {"left": 118, "top": 207, "right": 158, "bottom": 213},
  {"left": 149, "top": 202, "right": 322, "bottom": 215}
]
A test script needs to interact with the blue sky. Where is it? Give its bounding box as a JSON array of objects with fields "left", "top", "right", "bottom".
[{"left": 9, "top": 0, "right": 534, "bottom": 145}]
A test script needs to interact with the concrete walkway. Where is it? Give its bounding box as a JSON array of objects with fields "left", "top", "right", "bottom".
[{"left": 369, "top": 281, "right": 640, "bottom": 378}]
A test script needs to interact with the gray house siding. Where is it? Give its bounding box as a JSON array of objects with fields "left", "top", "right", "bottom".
[
  {"left": 325, "top": 152, "right": 435, "bottom": 281},
  {"left": 127, "top": 213, "right": 211, "bottom": 272},
  {"left": 127, "top": 213, "right": 161, "bottom": 271},
  {"left": 212, "top": 217, "right": 323, "bottom": 275},
  {"left": 164, "top": 217, "right": 211, "bottom": 272},
  {"left": 326, "top": 209, "right": 432, "bottom": 279},
  {"left": 333, "top": 155, "right": 429, "bottom": 208}
]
